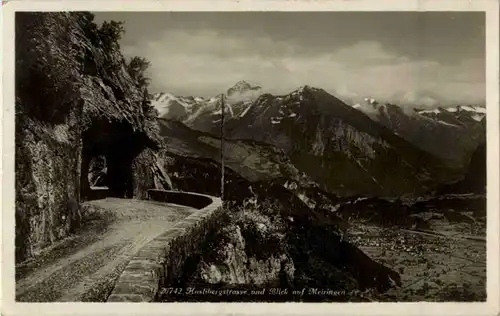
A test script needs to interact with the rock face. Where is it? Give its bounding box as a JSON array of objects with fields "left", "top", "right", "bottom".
[
  {"left": 15, "top": 12, "right": 170, "bottom": 262},
  {"left": 15, "top": 115, "right": 83, "bottom": 262},
  {"left": 198, "top": 223, "right": 294, "bottom": 286}
]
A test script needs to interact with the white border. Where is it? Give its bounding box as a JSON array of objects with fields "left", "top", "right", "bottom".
[{"left": 2, "top": 1, "right": 499, "bottom": 316}]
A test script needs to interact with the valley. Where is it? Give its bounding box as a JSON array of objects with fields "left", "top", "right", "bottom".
[{"left": 347, "top": 194, "right": 486, "bottom": 302}]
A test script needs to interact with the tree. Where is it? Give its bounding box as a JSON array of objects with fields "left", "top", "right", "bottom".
[
  {"left": 127, "top": 56, "right": 151, "bottom": 88},
  {"left": 98, "top": 20, "right": 125, "bottom": 49}
]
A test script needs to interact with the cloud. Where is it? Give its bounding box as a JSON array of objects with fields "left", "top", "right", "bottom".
[{"left": 122, "top": 29, "right": 485, "bottom": 106}]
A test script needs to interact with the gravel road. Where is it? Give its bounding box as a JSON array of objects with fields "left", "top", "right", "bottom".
[{"left": 15, "top": 198, "right": 196, "bottom": 302}]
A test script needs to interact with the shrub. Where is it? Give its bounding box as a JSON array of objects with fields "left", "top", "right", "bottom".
[{"left": 230, "top": 196, "right": 289, "bottom": 261}]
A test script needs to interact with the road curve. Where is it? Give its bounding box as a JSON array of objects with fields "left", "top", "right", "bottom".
[{"left": 15, "top": 198, "right": 197, "bottom": 302}]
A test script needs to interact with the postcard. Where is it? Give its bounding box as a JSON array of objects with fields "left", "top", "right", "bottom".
[{"left": 1, "top": 0, "right": 499, "bottom": 315}]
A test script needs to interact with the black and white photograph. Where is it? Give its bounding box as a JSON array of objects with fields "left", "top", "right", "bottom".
[{"left": 2, "top": 0, "right": 499, "bottom": 315}]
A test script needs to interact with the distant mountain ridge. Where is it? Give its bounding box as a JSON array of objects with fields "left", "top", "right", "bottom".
[
  {"left": 350, "top": 97, "right": 486, "bottom": 168},
  {"left": 416, "top": 105, "right": 486, "bottom": 126}
]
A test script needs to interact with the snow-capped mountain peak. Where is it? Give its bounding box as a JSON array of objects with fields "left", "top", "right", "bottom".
[
  {"left": 347, "top": 99, "right": 486, "bottom": 166},
  {"left": 295, "top": 85, "right": 322, "bottom": 94},
  {"left": 417, "top": 108, "right": 441, "bottom": 115},
  {"left": 416, "top": 105, "right": 486, "bottom": 122},
  {"left": 224, "top": 81, "right": 263, "bottom": 106},
  {"left": 226, "top": 80, "right": 262, "bottom": 97},
  {"left": 363, "top": 97, "right": 377, "bottom": 105},
  {"left": 444, "top": 105, "right": 486, "bottom": 114},
  {"left": 350, "top": 97, "right": 383, "bottom": 113},
  {"left": 364, "top": 97, "right": 381, "bottom": 108},
  {"left": 154, "top": 92, "right": 175, "bottom": 102},
  {"left": 152, "top": 81, "right": 265, "bottom": 128},
  {"left": 151, "top": 92, "right": 205, "bottom": 120}
]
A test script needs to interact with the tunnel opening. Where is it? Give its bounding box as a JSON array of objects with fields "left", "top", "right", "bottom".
[
  {"left": 80, "top": 119, "right": 148, "bottom": 201},
  {"left": 88, "top": 155, "right": 107, "bottom": 188}
]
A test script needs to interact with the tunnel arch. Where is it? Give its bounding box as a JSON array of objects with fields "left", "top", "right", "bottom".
[{"left": 80, "top": 119, "right": 152, "bottom": 200}]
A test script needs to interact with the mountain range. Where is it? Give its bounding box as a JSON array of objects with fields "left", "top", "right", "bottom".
[
  {"left": 152, "top": 81, "right": 486, "bottom": 197},
  {"left": 351, "top": 98, "right": 486, "bottom": 167},
  {"left": 151, "top": 80, "right": 262, "bottom": 125}
]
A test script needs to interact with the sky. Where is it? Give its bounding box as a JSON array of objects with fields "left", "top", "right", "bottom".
[{"left": 93, "top": 12, "right": 485, "bottom": 107}]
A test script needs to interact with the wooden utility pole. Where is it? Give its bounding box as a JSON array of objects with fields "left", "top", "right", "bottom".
[{"left": 220, "top": 93, "right": 225, "bottom": 201}]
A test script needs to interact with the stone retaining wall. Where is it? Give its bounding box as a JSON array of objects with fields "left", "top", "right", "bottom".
[
  {"left": 106, "top": 190, "right": 223, "bottom": 302},
  {"left": 147, "top": 189, "right": 215, "bottom": 209}
]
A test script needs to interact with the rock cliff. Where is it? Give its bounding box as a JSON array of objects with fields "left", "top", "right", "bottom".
[
  {"left": 171, "top": 183, "right": 401, "bottom": 301},
  {"left": 15, "top": 12, "right": 170, "bottom": 262}
]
